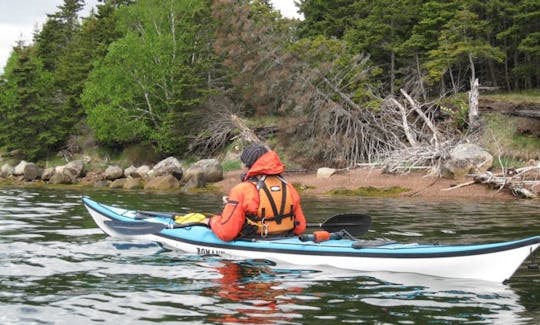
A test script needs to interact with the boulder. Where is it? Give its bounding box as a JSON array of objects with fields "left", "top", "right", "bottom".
[
  {"left": 144, "top": 175, "right": 180, "bottom": 190},
  {"left": 49, "top": 172, "right": 73, "bottom": 185},
  {"left": 182, "top": 165, "right": 206, "bottom": 190},
  {"left": 13, "top": 161, "right": 28, "bottom": 176},
  {"left": 65, "top": 160, "right": 85, "bottom": 178},
  {"left": 124, "top": 165, "right": 137, "bottom": 178},
  {"left": 1, "top": 163, "right": 14, "bottom": 178},
  {"left": 317, "top": 167, "right": 337, "bottom": 179},
  {"left": 134, "top": 165, "right": 150, "bottom": 178},
  {"left": 104, "top": 165, "right": 124, "bottom": 180},
  {"left": 41, "top": 167, "right": 56, "bottom": 181},
  {"left": 150, "top": 157, "right": 183, "bottom": 179},
  {"left": 110, "top": 178, "right": 127, "bottom": 189},
  {"left": 442, "top": 143, "right": 493, "bottom": 179},
  {"left": 123, "top": 177, "right": 143, "bottom": 190},
  {"left": 23, "top": 163, "right": 42, "bottom": 181},
  {"left": 190, "top": 159, "right": 223, "bottom": 183},
  {"left": 61, "top": 167, "right": 79, "bottom": 182}
]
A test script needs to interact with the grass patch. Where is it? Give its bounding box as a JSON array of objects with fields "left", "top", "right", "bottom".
[
  {"left": 482, "top": 90, "right": 540, "bottom": 104},
  {"left": 222, "top": 160, "right": 241, "bottom": 172},
  {"left": 328, "top": 186, "right": 410, "bottom": 197},
  {"left": 480, "top": 113, "right": 540, "bottom": 163},
  {"left": 292, "top": 182, "right": 315, "bottom": 192}
]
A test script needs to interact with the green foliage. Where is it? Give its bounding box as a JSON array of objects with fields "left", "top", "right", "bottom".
[
  {"left": 480, "top": 113, "right": 540, "bottom": 162},
  {"left": 0, "top": 0, "right": 538, "bottom": 167},
  {"left": 0, "top": 45, "right": 61, "bottom": 160},
  {"left": 34, "top": 0, "right": 85, "bottom": 72},
  {"left": 482, "top": 90, "right": 540, "bottom": 103},
  {"left": 221, "top": 160, "right": 241, "bottom": 172},
  {"left": 83, "top": 0, "right": 213, "bottom": 155},
  {"left": 297, "top": 0, "right": 358, "bottom": 38},
  {"left": 436, "top": 95, "right": 469, "bottom": 130}
]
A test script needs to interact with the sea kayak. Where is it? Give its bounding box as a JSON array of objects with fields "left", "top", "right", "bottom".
[{"left": 82, "top": 197, "right": 539, "bottom": 283}]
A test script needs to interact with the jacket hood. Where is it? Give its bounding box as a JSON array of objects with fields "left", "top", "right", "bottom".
[{"left": 244, "top": 150, "right": 285, "bottom": 179}]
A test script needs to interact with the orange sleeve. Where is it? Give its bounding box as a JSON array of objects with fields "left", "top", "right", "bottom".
[
  {"left": 288, "top": 184, "right": 307, "bottom": 235},
  {"left": 210, "top": 183, "right": 259, "bottom": 241}
]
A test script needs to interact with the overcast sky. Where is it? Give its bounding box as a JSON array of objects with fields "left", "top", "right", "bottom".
[{"left": 0, "top": 0, "right": 301, "bottom": 74}]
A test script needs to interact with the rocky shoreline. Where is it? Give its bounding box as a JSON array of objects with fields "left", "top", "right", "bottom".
[
  {"left": 0, "top": 157, "right": 225, "bottom": 192},
  {"left": 1, "top": 152, "right": 538, "bottom": 200}
]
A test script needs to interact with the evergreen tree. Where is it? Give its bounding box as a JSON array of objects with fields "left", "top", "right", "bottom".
[
  {"left": 54, "top": 0, "right": 128, "bottom": 135},
  {"left": 297, "top": 0, "right": 358, "bottom": 38},
  {"left": 497, "top": 0, "right": 540, "bottom": 89},
  {"left": 344, "top": 0, "right": 421, "bottom": 94},
  {"left": 426, "top": 4, "right": 504, "bottom": 93},
  {"left": 0, "top": 45, "right": 59, "bottom": 160},
  {"left": 34, "top": 0, "right": 85, "bottom": 72}
]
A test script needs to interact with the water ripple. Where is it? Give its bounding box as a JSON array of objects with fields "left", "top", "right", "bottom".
[{"left": 0, "top": 189, "right": 538, "bottom": 324}]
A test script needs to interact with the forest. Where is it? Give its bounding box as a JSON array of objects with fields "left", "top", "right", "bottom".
[{"left": 0, "top": 0, "right": 538, "bottom": 169}]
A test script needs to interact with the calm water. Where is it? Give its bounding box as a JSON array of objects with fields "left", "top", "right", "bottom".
[{"left": 0, "top": 187, "right": 539, "bottom": 324}]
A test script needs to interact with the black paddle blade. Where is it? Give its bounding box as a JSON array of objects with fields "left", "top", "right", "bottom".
[
  {"left": 104, "top": 219, "right": 209, "bottom": 236},
  {"left": 308, "top": 213, "right": 372, "bottom": 236},
  {"left": 104, "top": 219, "right": 166, "bottom": 236}
]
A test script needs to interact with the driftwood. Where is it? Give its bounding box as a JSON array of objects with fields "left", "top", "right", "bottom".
[{"left": 444, "top": 165, "right": 540, "bottom": 198}]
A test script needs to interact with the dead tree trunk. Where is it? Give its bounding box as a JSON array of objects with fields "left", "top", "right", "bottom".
[{"left": 468, "top": 78, "right": 480, "bottom": 130}]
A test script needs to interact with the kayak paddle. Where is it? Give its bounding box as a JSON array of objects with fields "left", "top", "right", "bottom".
[
  {"left": 307, "top": 213, "right": 371, "bottom": 237},
  {"left": 104, "top": 219, "right": 208, "bottom": 236},
  {"left": 105, "top": 212, "right": 371, "bottom": 237}
]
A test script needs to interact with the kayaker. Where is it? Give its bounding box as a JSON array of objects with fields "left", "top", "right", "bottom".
[{"left": 204, "top": 144, "right": 307, "bottom": 241}]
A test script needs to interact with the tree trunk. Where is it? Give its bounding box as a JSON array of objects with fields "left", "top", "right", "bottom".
[
  {"left": 468, "top": 78, "right": 480, "bottom": 130},
  {"left": 390, "top": 51, "right": 395, "bottom": 94},
  {"left": 468, "top": 53, "right": 476, "bottom": 85},
  {"left": 415, "top": 52, "right": 427, "bottom": 101},
  {"left": 513, "top": 51, "right": 519, "bottom": 90},
  {"left": 488, "top": 59, "right": 498, "bottom": 88},
  {"left": 503, "top": 48, "right": 511, "bottom": 91},
  {"left": 448, "top": 66, "right": 457, "bottom": 94}
]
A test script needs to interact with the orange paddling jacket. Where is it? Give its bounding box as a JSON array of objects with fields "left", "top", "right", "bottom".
[{"left": 209, "top": 150, "right": 307, "bottom": 241}]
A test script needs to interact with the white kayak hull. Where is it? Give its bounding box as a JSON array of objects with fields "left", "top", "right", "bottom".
[{"left": 83, "top": 197, "right": 539, "bottom": 283}]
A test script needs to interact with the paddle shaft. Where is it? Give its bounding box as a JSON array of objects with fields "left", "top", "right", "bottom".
[{"left": 131, "top": 211, "right": 371, "bottom": 236}]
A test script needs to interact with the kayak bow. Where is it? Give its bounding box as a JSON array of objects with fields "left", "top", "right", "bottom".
[{"left": 82, "top": 196, "right": 539, "bottom": 283}]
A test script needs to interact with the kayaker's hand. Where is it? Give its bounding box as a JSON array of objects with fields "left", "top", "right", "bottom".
[{"left": 222, "top": 196, "right": 228, "bottom": 204}]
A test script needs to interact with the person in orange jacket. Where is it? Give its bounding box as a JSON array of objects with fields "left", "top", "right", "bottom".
[{"left": 205, "top": 144, "right": 307, "bottom": 241}]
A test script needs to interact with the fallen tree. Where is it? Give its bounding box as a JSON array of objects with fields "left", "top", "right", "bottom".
[{"left": 471, "top": 165, "right": 540, "bottom": 198}]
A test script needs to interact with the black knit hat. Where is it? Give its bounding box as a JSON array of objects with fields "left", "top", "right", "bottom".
[{"left": 240, "top": 144, "right": 268, "bottom": 167}]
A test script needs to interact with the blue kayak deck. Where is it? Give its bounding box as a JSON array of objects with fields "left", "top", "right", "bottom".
[{"left": 84, "top": 197, "right": 540, "bottom": 258}]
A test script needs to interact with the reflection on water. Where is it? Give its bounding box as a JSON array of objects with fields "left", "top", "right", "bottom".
[{"left": 0, "top": 187, "right": 538, "bottom": 323}]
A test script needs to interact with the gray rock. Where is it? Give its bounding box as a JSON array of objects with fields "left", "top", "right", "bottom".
[
  {"left": 65, "top": 160, "right": 85, "bottom": 178},
  {"left": 317, "top": 167, "right": 337, "bottom": 179},
  {"left": 144, "top": 175, "right": 180, "bottom": 190},
  {"left": 182, "top": 165, "right": 206, "bottom": 190},
  {"left": 49, "top": 172, "right": 73, "bottom": 184},
  {"left": 110, "top": 178, "right": 127, "bottom": 189},
  {"left": 151, "top": 157, "right": 183, "bottom": 179},
  {"left": 134, "top": 165, "right": 150, "bottom": 178},
  {"left": 23, "top": 163, "right": 42, "bottom": 181},
  {"left": 442, "top": 143, "right": 493, "bottom": 179},
  {"left": 191, "top": 159, "right": 223, "bottom": 182},
  {"left": 1, "top": 163, "right": 14, "bottom": 178},
  {"left": 104, "top": 165, "right": 124, "bottom": 180},
  {"left": 41, "top": 167, "right": 56, "bottom": 181},
  {"left": 123, "top": 177, "right": 143, "bottom": 190},
  {"left": 13, "top": 161, "right": 28, "bottom": 176},
  {"left": 124, "top": 165, "right": 137, "bottom": 178}
]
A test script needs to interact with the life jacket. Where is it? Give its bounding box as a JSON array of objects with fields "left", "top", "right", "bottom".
[{"left": 243, "top": 175, "right": 296, "bottom": 237}]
